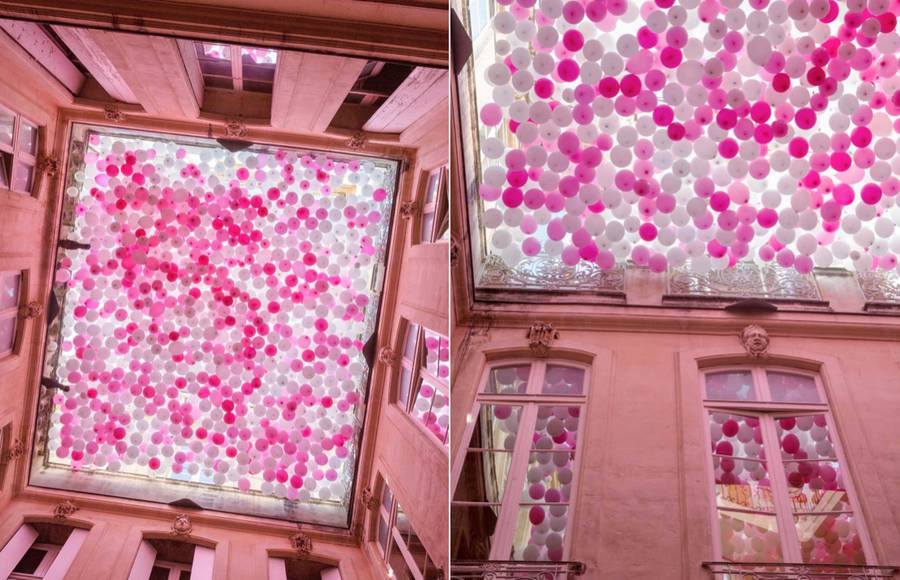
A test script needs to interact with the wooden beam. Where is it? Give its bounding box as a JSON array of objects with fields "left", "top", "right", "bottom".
[
  {"left": 363, "top": 67, "right": 447, "bottom": 134},
  {"left": 271, "top": 52, "right": 366, "bottom": 134},
  {"left": 0, "top": 19, "right": 85, "bottom": 94},
  {"left": 51, "top": 25, "right": 138, "bottom": 103},
  {"left": 0, "top": 0, "right": 447, "bottom": 66},
  {"left": 53, "top": 28, "right": 199, "bottom": 118}
]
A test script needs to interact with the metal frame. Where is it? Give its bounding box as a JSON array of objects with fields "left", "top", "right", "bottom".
[{"left": 703, "top": 561, "right": 899, "bottom": 579}]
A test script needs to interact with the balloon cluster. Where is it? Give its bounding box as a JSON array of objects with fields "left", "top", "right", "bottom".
[
  {"left": 46, "top": 131, "right": 394, "bottom": 504},
  {"left": 478, "top": 0, "right": 900, "bottom": 275}
]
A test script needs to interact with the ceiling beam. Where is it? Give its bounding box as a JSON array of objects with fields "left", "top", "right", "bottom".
[
  {"left": 363, "top": 67, "right": 447, "bottom": 134},
  {"left": 0, "top": 0, "right": 447, "bottom": 66},
  {"left": 271, "top": 52, "right": 367, "bottom": 134},
  {"left": 53, "top": 28, "right": 199, "bottom": 118},
  {"left": 0, "top": 19, "right": 85, "bottom": 94}
]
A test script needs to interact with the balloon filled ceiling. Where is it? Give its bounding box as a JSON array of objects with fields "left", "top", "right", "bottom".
[{"left": 468, "top": 0, "right": 900, "bottom": 277}]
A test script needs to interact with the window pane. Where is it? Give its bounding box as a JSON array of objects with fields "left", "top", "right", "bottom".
[
  {"left": 18, "top": 121, "right": 37, "bottom": 156},
  {"left": 710, "top": 413, "right": 776, "bottom": 512},
  {"left": 149, "top": 566, "right": 170, "bottom": 580},
  {"left": 795, "top": 512, "right": 866, "bottom": 565},
  {"left": 782, "top": 460, "right": 853, "bottom": 512},
  {"left": 13, "top": 547, "right": 48, "bottom": 574},
  {"left": 388, "top": 542, "right": 417, "bottom": 580},
  {"left": 453, "top": 405, "right": 523, "bottom": 502},
  {"left": 403, "top": 322, "right": 419, "bottom": 360},
  {"left": 202, "top": 43, "right": 230, "bottom": 60},
  {"left": 398, "top": 366, "right": 413, "bottom": 409},
  {"left": 767, "top": 372, "right": 822, "bottom": 403},
  {"left": 421, "top": 210, "right": 435, "bottom": 242},
  {"left": 1, "top": 272, "right": 20, "bottom": 309},
  {"left": 425, "top": 171, "right": 441, "bottom": 204},
  {"left": 0, "top": 316, "right": 15, "bottom": 352},
  {"left": 377, "top": 514, "right": 390, "bottom": 551},
  {"left": 0, "top": 107, "right": 13, "bottom": 147},
  {"left": 0, "top": 151, "right": 11, "bottom": 188},
  {"left": 542, "top": 365, "right": 584, "bottom": 395},
  {"left": 11, "top": 162, "right": 33, "bottom": 192},
  {"left": 422, "top": 329, "right": 449, "bottom": 378},
  {"left": 706, "top": 371, "right": 756, "bottom": 401},
  {"left": 510, "top": 504, "right": 570, "bottom": 562},
  {"left": 718, "top": 509, "right": 783, "bottom": 563},
  {"left": 412, "top": 377, "right": 449, "bottom": 443},
  {"left": 381, "top": 482, "right": 393, "bottom": 512},
  {"left": 241, "top": 47, "right": 277, "bottom": 65},
  {"left": 775, "top": 414, "right": 836, "bottom": 461},
  {"left": 451, "top": 504, "right": 500, "bottom": 560},
  {"left": 485, "top": 364, "right": 530, "bottom": 394},
  {"left": 710, "top": 412, "right": 765, "bottom": 460}
]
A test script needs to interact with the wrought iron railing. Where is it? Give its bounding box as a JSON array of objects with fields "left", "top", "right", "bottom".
[
  {"left": 856, "top": 270, "right": 900, "bottom": 311},
  {"left": 666, "top": 262, "right": 823, "bottom": 303},
  {"left": 451, "top": 560, "right": 587, "bottom": 579},
  {"left": 703, "top": 561, "right": 899, "bottom": 579}
]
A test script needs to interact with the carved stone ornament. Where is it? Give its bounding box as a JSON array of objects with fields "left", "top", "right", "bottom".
[
  {"left": 37, "top": 155, "right": 61, "bottom": 178},
  {"left": 377, "top": 346, "right": 398, "bottom": 367},
  {"left": 18, "top": 301, "right": 43, "bottom": 320},
  {"left": 360, "top": 486, "right": 378, "bottom": 511},
  {"left": 289, "top": 527, "right": 313, "bottom": 556},
  {"left": 346, "top": 132, "right": 367, "bottom": 151},
  {"left": 399, "top": 201, "right": 418, "bottom": 220},
  {"left": 4, "top": 438, "right": 25, "bottom": 462},
  {"left": 171, "top": 513, "right": 193, "bottom": 536},
  {"left": 450, "top": 237, "right": 460, "bottom": 267},
  {"left": 52, "top": 500, "right": 79, "bottom": 521},
  {"left": 526, "top": 322, "right": 559, "bottom": 357},
  {"left": 103, "top": 104, "right": 126, "bottom": 123},
  {"left": 740, "top": 324, "right": 770, "bottom": 358},
  {"left": 224, "top": 119, "right": 248, "bottom": 138}
]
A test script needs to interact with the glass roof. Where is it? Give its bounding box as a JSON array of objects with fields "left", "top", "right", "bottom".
[
  {"left": 31, "top": 124, "right": 398, "bottom": 525},
  {"left": 457, "top": 0, "right": 900, "bottom": 291}
]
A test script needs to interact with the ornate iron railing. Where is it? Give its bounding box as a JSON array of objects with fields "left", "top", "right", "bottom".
[
  {"left": 667, "top": 261, "right": 823, "bottom": 303},
  {"left": 703, "top": 561, "right": 899, "bottom": 579},
  {"left": 857, "top": 270, "right": 900, "bottom": 311},
  {"left": 478, "top": 254, "right": 625, "bottom": 294},
  {"left": 451, "top": 560, "right": 587, "bottom": 579}
]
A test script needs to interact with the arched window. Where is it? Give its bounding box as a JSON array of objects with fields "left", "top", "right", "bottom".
[
  {"left": 451, "top": 360, "right": 588, "bottom": 563},
  {"left": 397, "top": 319, "right": 450, "bottom": 445},
  {"left": 702, "top": 367, "right": 872, "bottom": 565}
]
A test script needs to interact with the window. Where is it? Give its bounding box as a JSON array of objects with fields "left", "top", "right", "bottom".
[
  {"left": 129, "top": 539, "right": 213, "bottom": 580},
  {"left": 149, "top": 562, "right": 192, "bottom": 580},
  {"left": 0, "top": 523, "right": 88, "bottom": 580},
  {"left": 451, "top": 361, "right": 587, "bottom": 562},
  {"left": 195, "top": 42, "right": 277, "bottom": 93},
  {"left": 703, "top": 368, "right": 871, "bottom": 565},
  {"left": 397, "top": 320, "right": 450, "bottom": 445},
  {"left": 10, "top": 543, "right": 60, "bottom": 578},
  {"left": 0, "top": 104, "right": 38, "bottom": 194},
  {"left": 418, "top": 168, "right": 448, "bottom": 244},
  {"left": 0, "top": 270, "right": 23, "bottom": 357},
  {"left": 376, "top": 477, "right": 441, "bottom": 579}
]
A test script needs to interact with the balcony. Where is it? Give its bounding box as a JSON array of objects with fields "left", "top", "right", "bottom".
[
  {"left": 703, "top": 561, "right": 899, "bottom": 579},
  {"left": 450, "top": 560, "right": 586, "bottom": 579}
]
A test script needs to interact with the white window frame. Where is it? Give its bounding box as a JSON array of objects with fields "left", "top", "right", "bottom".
[
  {"left": 375, "top": 475, "right": 440, "bottom": 580},
  {"left": 151, "top": 560, "right": 193, "bottom": 580},
  {"left": 0, "top": 270, "right": 24, "bottom": 359},
  {"left": 0, "top": 104, "right": 39, "bottom": 195},
  {"left": 9, "top": 543, "right": 61, "bottom": 579},
  {"left": 451, "top": 359, "right": 589, "bottom": 561},
  {"left": 397, "top": 319, "right": 450, "bottom": 447},
  {"left": 701, "top": 365, "right": 876, "bottom": 565}
]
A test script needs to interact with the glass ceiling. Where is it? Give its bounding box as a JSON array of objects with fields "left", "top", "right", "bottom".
[
  {"left": 457, "top": 0, "right": 900, "bottom": 290},
  {"left": 31, "top": 124, "right": 398, "bottom": 525}
]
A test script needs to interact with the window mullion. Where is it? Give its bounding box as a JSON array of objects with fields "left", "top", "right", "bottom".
[
  {"left": 528, "top": 360, "right": 546, "bottom": 395},
  {"left": 761, "top": 415, "right": 803, "bottom": 562},
  {"left": 490, "top": 402, "right": 537, "bottom": 560}
]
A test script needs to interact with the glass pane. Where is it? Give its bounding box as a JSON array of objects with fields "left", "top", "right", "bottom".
[
  {"left": 706, "top": 371, "right": 756, "bottom": 401},
  {"left": 398, "top": 366, "right": 413, "bottom": 409},
  {"left": 202, "top": 43, "right": 230, "bottom": 60},
  {"left": 377, "top": 514, "right": 390, "bottom": 551},
  {"left": 403, "top": 322, "right": 419, "bottom": 359},
  {"left": 519, "top": 450, "right": 575, "bottom": 504},
  {"left": 18, "top": 121, "right": 37, "bottom": 155},
  {"left": 709, "top": 412, "right": 765, "bottom": 460},
  {"left": 485, "top": 364, "right": 530, "bottom": 394},
  {"left": 713, "top": 457, "right": 777, "bottom": 513},
  {"left": 782, "top": 461, "right": 853, "bottom": 512},
  {"left": 795, "top": 512, "right": 866, "bottom": 565},
  {"left": 412, "top": 377, "right": 449, "bottom": 444},
  {"left": 1, "top": 272, "right": 20, "bottom": 309},
  {"left": 13, "top": 547, "right": 47, "bottom": 574},
  {"left": 0, "top": 107, "right": 13, "bottom": 147},
  {"left": 510, "top": 504, "right": 570, "bottom": 562},
  {"left": 149, "top": 566, "right": 170, "bottom": 580},
  {"left": 453, "top": 405, "right": 523, "bottom": 502},
  {"left": 0, "top": 151, "right": 10, "bottom": 188},
  {"left": 767, "top": 372, "right": 822, "bottom": 403},
  {"left": 421, "top": 210, "right": 435, "bottom": 242},
  {"left": 718, "top": 509, "right": 783, "bottom": 563},
  {"left": 425, "top": 171, "right": 441, "bottom": 204},
  {"left": 0, "top": 316, "right": 15, "bottom": 352},
  {"left": 242, "top": 47, "right": 278, "bottom": 65},
  {"left": 775, "top": 415, "right": 836, "bottom": 461},
  {"left": 451, "top": 504, "right": 499, "bottom": 560},
  {"left": 11, "top": 162, "right": 33, "bottom": 192},
  {"left": 542, "top": 365, "right": 584, "bottom": 395},
  {"left": 178, "top": 571, "right": 192, "bottom": 580},
  {"left": 381, "top": 482, "right": 393, "bottom": 512},
  {"left": 422, "top": 329, "right": 449, "bottom": 378}
]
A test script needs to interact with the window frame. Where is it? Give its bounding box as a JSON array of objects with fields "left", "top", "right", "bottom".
[
  {"left": 0, "top": 269, "right": 25, "bottom": 359},
  {"left": 10, "top": 542, "right": 61, "bottom": 579},
  {"left": 374, "top": 475, "right": 441, "bottom": 580},
  {"left": 700, "top": 365, "right": 876, "bottom": 565},
  {"left": 150, "top": 560, "right": 193, "bottom": 580},
  {"left": 417, "top": 167, "right": 448, "bottom": 245},
  {"left": 451, "top": 358, "right": 590, "bottom": 562},
  {"left": 0, "top": 103, "right": 39, "bottom": 196},
  {"left": 396, "top": 318, "right": 450, "bottom": 447}
]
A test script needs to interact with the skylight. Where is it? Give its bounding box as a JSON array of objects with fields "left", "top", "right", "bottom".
[
  {"left": 32, "top": 124, "right": 399, "bottom": 525},
  {"left": 458, "top": 0, "right": 900, "bottom": 289}
]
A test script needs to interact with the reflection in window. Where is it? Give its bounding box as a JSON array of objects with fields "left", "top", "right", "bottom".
[
  {"left": 397, "top": 320, "right": 450, "bottom": 445},
  {"left": 452, "top": 361, "right": 587, "bottom": 562},
  {"left": 0, "top": 104, "right": 38, "bottom": 195},
  {"left": 704, "top": 370, "right": 868, "bottom": 565},
  {"left": 376, "top": 477, "right": 442, "bottom": 579}
]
